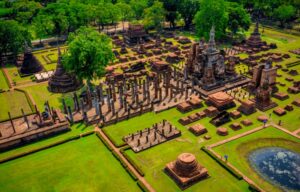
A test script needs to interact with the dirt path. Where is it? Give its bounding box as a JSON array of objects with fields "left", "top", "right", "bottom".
[{"left": 94, "top": 126, "right": 156, "bottom": 192}]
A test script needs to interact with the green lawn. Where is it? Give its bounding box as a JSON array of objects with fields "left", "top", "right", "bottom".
[
  {"left": 0, "top": 90, "right": 32, "bottom": 120},
  {"left": 4, "top": 64, "right": 33, "bottom": 85},
  {"left": 0, "top": 69, "right": 9, "bottom": 90},
  {"left": 33, "top": 47, "right": 68, "bottom": 71},
  {"left": 103, "top": 106, "right": 267, "bottom": 191},
  {"left": 0, "top": 135, "right": 141, "bottom": 192},
  {"left": 214, "top": 126, "right": 300, "bottom": 192},
  {"left": 21, "top": 83, "right": 84, "bottom": 112}
]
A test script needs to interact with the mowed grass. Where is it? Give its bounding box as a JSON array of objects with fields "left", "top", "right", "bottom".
[
  {"left": 0, "top": 135, "right": 141, "bottom": 192},
  {"left": 0, "top": 90, "right": 32, "bottom": 120},
  {"left": 214, "top": 126, "right": 300, "bottom": 192},
  {"left": 21, "top": 83, "right": 84, "bottom": 112},
  {"left": 103, "top": 107, "right": 267, "bottom": 191},
  {"left": 0, "top": 69, "right": 9, "bottom": 90},
  {"left": 0, "top": 123, "right": 93, "bottom": 161},
  {"left": 33, "top": 47, "right": 68, "bottom": 71},
  {"left": 3, "top": 64, "right": 33, "bottom": 85}
]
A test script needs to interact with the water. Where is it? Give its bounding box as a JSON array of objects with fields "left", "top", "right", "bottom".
[{"left": 249, "top": 147, "right": 300, "bottom": 191}]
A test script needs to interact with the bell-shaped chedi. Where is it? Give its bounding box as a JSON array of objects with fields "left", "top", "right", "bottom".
[
  {"left": 20, "top": 45, "right": 43, "bottom": 75},
  {"left": 48, "top": 47, "right": 82, "bottom": 93},
  {"left": 246, "top": 21, "right": 264, "bottom": 48},
  {"left": 165, "top": 153, "right": 208, "bottom": 189}
]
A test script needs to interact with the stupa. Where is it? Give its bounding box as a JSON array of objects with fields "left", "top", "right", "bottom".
[
  {"left": 186, "top": 26, "right": 246, "bottom": 93},
  {"left": 165, "top": 153, "right": 208, "bottom": 189},
  {"left": 20, "top": 45, "right": 43, "bottom": 75},
  {"left": 48, "top": 48, "right": 82, "bottom": 93},
  {"left": 246, "top": 21, "right": 265, "bottom": 48}
]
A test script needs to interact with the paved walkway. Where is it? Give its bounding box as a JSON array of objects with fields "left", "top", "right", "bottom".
[
  {"left": 208, "top": 124, "right": 268, "bottom": 148},
  {"left": 94, "top": 126, "right": 156, "bottom": 192}
]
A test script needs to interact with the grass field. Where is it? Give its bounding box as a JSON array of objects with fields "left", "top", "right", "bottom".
[
  {"left": 21, "top": 83, "right": 84, "bottom": 111},
  {"left": 0, "top": 69, "right": 9, "bottom": 90},
  {"left": 33, "top": 47, "right": 68, "bottom": 71},
  {"left": 103, "top": 106, "right": 268, "bottom": 191},
  {"left": 0, "top": 90, "right": 32, "bottom": 120},
  {"left": 0, "top": 135, "right": 141, "bottom": 192},
  {"left": 214, "top": 126, "right": 300, "bottom": 192}
]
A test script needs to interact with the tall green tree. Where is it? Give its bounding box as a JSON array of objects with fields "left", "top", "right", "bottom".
[
  {"left": 161, "top": 0, "right": 180, "bottom": 28},
  {"left": 143, "top": 1, "right": 166, "bottom": 32},
  {"left": 194, "top": 0, "right": 228, "bottom": 40},
  {"left": 130, "top": 0, "right": 149, "bottom": 20},
  {"left": 274, "top": 5, "right": 296, "bottom": 28},
  {"left": 178, "top": 0, "right": 200, "bottom": 29},
  {"left": 12, "top": 0, "right": 42, "bottom": 24},
  {"left": 0, "top": 20, "right": 31, "bottom": 64},
  {"left": 227, "top": 2, "right": 251, "bottom": 35},
  {"left": 116, "top": 2, "right": 134, "bottom": 31},
  {"left": 63, "top": 27, "right": 115, "bottom": 85},
  {"left": 33, "top": 14, "right": 54, "bottom": 44}
]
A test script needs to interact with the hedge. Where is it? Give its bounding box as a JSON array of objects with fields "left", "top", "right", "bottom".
[
  {"left": 201, "top": 146, "right": 243, "bottom": 180},
  {"left": 123, "top": 152, "right": 145, "bottom": 177},
  {"left": 95, "top": 132, "right": 113, "bottom": 151},
  {"left": 120, "top": 145, "right": 131, "bottom": 153},
  {"left": 94, "top": 132, "right": 138, "bottom": 181},
  {"left": 137, "top": 181, "right": 149, "bottom": 192},
  {"left": 0, "top": 135, "right": 80, "bottom": 164},
  {"left": 81, "top": 131, "right": 95, "bottom": 137},
  {"left": 248, "top": 183, "right": 261, "bottom": 192},
  {"left": 102, "top": 128, "right": 127, "bottom": 147},
  {"left": 286, "top": 60, "right": 300, "bottom": 68}
]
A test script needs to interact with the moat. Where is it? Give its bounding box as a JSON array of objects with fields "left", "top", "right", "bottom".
[{"left": 249, "top": 147, "right": 300, "bottom": 191}]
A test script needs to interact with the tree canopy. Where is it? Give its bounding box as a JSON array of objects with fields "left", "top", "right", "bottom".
[
  {"left": 0, "top": 20, "right": 31, "bottom": 64},
  {"left": 195, "top": 0, "right": 228, "bottom": 40},
  {"left": 63, "top": 27, "right": 115, "bottom": 84},
  {"left": 143, "top": 1, "right": 166, "bottom": 32}
]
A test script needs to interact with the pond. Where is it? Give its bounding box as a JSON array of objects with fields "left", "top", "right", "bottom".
[{"left": 249, "top": 147, "right": 300, "bottom": 191}]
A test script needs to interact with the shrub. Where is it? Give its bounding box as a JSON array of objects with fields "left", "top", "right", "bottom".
[
  {"left": 81, "top": 131, "right": 95, "bottom": 137},
  {"left": 137, "top": 181, "right": 149, "bottom": 192},
  {"left": 0, "top": 135, "right": 80, "bottom": 164},
  {"left": 95, "top": 132, "right": 113, "bottom": 151},
  {"left": 123, "top": 152, "right": 145, "bottom": 176}
]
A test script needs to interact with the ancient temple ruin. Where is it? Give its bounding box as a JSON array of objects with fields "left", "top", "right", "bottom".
[
  {"left": 165, "top": 153, "right": 208, "bottom": 189},
  {"left": 48, "top": 48, "right": 82, "bottom": 93},
  {"left": 186, "top": 26, "right": 249, "bottom": 95},
  {"left": 20, "top": 46, "right": 42, "bottom": 75},
  {"left": 123, "top": 24, "right": 149, "bottom": 45},
  {"left": 250, "top": 58, "right": 278, "bottom": 92},
  {"left": 246, "top": 21, "right": 265, "bottom": 48},
  {"left": 253, "top": 76, "right": 277, "bottom": 111}
]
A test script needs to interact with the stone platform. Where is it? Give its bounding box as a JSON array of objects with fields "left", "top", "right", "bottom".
[
  {"left": 123, "top": 120, "right": 181, "bottom": 152},
  {"left": 0, "top": 112, "right": 70, "bottom": 151}
]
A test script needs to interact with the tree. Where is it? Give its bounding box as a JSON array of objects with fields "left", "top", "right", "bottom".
[
  {"left": 63, "top": 27, "right": 115, "bottom": 85},
  {"left": 116, "top": 2, "right": 134, "bottom": 31},
  {"left": 227, "top": 2, "right": 251, "bottom": 35},
  {"left": 178, "top": 0, "right": 200, "bottom": 30},
  {"left": 143, "top": 1, "right": 166, "bottom": 33},
  {"left": 274, "top": 5, "right": 296, "bottom": 28},
  {"left": 161, "top": 0, "right": 180, "bottom": 28},
  {"left": 0, "top": 20, "right": 31, "bottom": 65},
  {"left": 33, "top": 14, "right": 54, "bottom": 44},
  {"left": 130, "top": 0, "right": 148, "bottom": 20},
  {"left": 12, "top": 0, "right": 42, "bottom": 24},
  {"left": 194, "top": 0, "right": 228, "bottom": 40}
]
